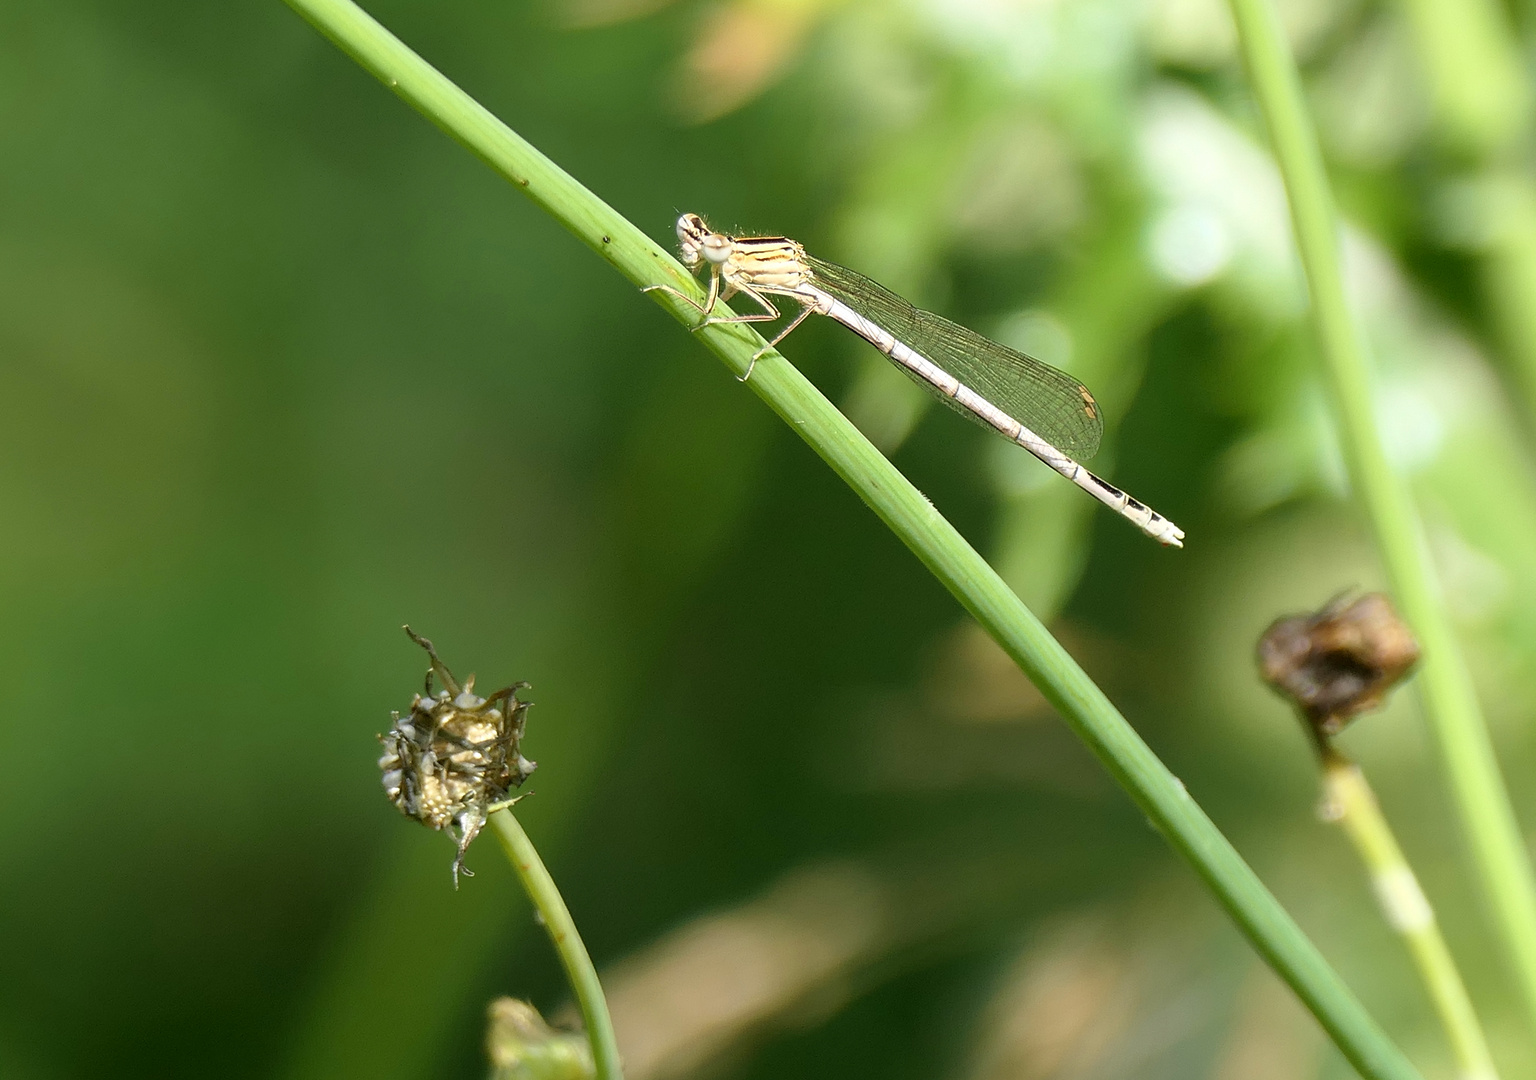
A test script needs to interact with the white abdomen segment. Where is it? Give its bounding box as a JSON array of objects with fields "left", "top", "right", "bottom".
[{"left": 806, "top": 286, "right": 1185, "bottom": 547}]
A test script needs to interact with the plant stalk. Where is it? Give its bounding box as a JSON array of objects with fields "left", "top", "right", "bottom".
[
  {"left": 491, "top": 810, "right": 623, "bottom": 1080},
  {"left": 1226, "top": 0, "right": 1536, "bottom": 1033},
  {"left": 1323, "top": 756, "right": 1499, "bottom": 1080},
  {"left": 1389, "top": 0, "right": 1536, "bottom": 428},
  {"left": 283, "top": 1, "right": 1423, "bottom": 1074}
]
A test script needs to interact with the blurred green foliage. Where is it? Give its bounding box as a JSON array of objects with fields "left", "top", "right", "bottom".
[{"left": 3, "top": 1, "right": 1536, "bottom": 1079}]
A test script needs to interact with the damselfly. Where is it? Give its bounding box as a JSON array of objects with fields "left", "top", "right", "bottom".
[{"left": 645, "top": 213, "right": 1184, "bottom": 547}]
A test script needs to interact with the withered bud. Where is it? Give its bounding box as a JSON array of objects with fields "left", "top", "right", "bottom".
[
  {"left": 486, "top": 998, "right": 593, "bottom": 1080},
  {"left": 378, "top": 627, "right": 537, "bottom": 886},
  {"left": 1257, "top": 592, "right": 1420, "bottom": 740}
]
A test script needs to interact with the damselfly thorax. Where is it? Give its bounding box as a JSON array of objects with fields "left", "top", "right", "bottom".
[{"left": 717, "top": 237, "right": 814, "bottom": 293}]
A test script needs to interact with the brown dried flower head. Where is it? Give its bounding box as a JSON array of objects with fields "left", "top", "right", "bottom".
[
  {"left": 1257, "top": 592, "right": 1420, "bottom": 740},
  {"left": 378, "top": 627, "right": 536, "bottom": 885}
]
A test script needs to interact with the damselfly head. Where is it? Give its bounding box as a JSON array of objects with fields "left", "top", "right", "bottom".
[
  {"left": 676, "top": 212, "right": 732, "bottom": 269},
  {"left": 675, "top": 213, "right": 707, "bottom": 268}
]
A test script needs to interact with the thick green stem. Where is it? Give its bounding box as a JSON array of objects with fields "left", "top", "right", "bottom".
[
  {"left": 1324, "top": 757, "right": 1499, "bottom": 1080},
  {"left": 282, "top": 1, "right": 1422, "bottom": 1074},
  {"left": 491, "top": 810, "right": 623, "bottom": 1080},
  {"left": 1227, "top": 0, "right": 1536, "bottom": 1034}
]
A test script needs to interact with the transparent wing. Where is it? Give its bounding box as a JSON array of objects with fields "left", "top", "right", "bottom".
[{"left": 807, "top": 256, "right": 1103, "bottom": 459}]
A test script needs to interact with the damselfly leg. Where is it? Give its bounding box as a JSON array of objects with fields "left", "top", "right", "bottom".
[
  {"left": 700, "top": 284, "right": 817, "bottom": 380},
  {"left": 647, "top": 268, "right": 816, "bottom": 380}
]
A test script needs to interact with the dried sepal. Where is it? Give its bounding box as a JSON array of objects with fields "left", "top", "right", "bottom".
[
  {"left": 1257, "top": 592, "right": 1420, "bottom": 742},
  {"left": 378, "top": 626, "right": 537, "bottom": 885}
]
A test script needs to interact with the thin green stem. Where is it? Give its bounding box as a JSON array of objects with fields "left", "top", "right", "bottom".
[
  {"left": 490, "top": 810, "right": 623, "bottom": 1080},
  {"left": 282, "top": 2, "right": 1422, "bottom": 1075},
  {"left": 1227, "top": 0, "right": 1536, "bottom": 1034},
  {"left": 1390, "top": 0, "right": 1536, "bottom": 426},
  {"left": 1324, "top": 756, "right": 1500, "bottom": 1080}
]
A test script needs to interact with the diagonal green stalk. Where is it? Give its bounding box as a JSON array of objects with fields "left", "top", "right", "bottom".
[
  {"left": 1226, "top": 0, "right": 1536, "bottom": 1035},
  {"left": 281, "top": 1, "right": 1422, "bottom": 1075},
  {"left": 491, "top": 809, "right": 623, "bottom": 1080}
]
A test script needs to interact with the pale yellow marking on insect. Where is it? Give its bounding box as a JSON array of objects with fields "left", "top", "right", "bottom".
[{"left": 1080, "top": 387, "right": 1098, "bottom": 421}]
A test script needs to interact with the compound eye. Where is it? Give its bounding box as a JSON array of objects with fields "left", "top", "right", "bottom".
[{"left": 701, "top": 234, "right": 732, "bottom": 265}]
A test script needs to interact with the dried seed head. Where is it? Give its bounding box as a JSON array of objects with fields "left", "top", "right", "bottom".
[
  {"left": 1257, "top": 592, "right": 1420, "bottom": 741},
  {"left": 378, "top": 627, "right": 537, "bottom": 885}
]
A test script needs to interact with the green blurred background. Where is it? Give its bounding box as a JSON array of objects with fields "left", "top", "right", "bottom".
[{"left": 5, "top": 0, "right": 1536, "bottom": 1077}]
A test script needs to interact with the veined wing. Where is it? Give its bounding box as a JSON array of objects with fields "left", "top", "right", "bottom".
[{"left": 806, "top": 256, "right": 1103, "bottom": 459}]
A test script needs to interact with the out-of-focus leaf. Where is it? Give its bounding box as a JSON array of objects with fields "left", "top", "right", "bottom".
[
  {"left": 1390, "top": 0, "right": 1530, "bottom": 157},
  {"left": 558, "top": 0, "right": 680, "bottom": 30},
  {"left": 669, "top": 0, "right": 834, "bottom": 124}
]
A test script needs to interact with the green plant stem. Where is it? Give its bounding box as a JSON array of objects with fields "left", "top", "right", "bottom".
[
  {"left": 1227, "top": 0, "right": 1536, "bottom": 1034},
  {"left": 1323, "top": 755, "right": 1500, "bottom": 1080},
  {"left": 282, "top": 2, "right": 1422, "bottom": 1075},
  {"left": 490, "top": 810, "right": 622, "bottom": 1080},
  {"left": 1389, "top": 0, "right": 1536, "bottom": 437}
]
